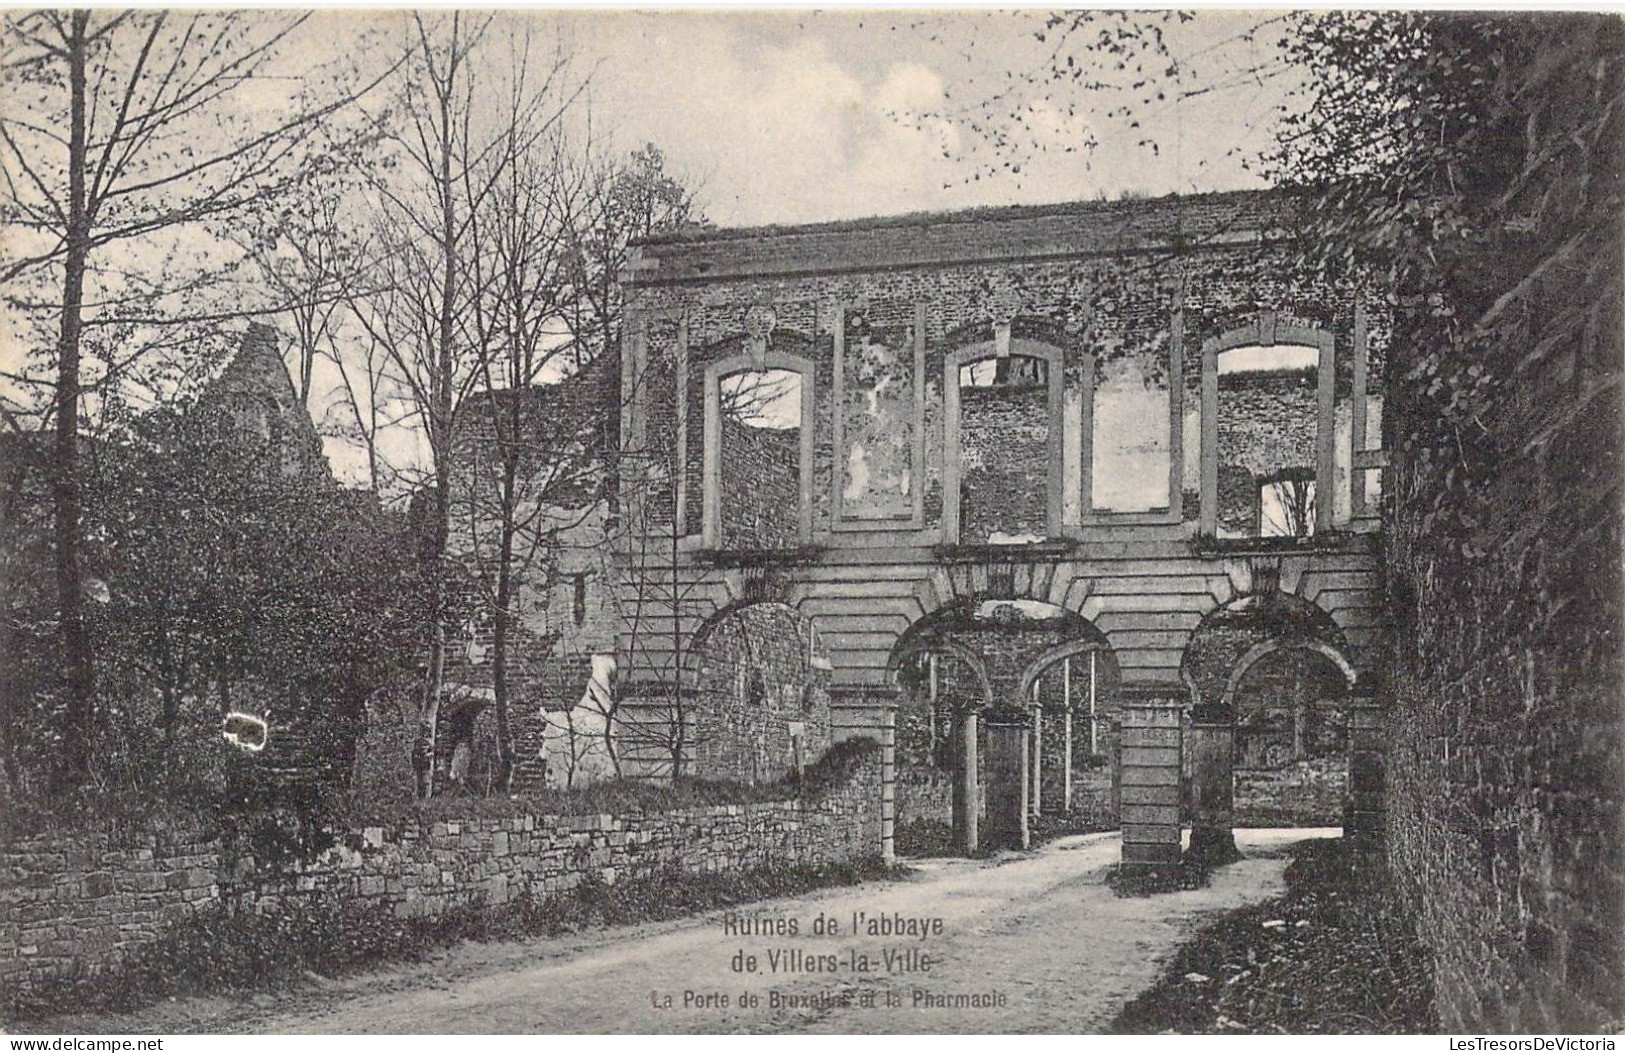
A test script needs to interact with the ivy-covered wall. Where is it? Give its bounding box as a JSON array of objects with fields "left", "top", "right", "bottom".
[{"left": 1380, "top": 114, "right": 1624, "bottom": 1038}]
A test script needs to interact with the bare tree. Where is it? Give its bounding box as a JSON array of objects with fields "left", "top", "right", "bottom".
[
  {"left": 348, "top": 13, "right": 584, "bottom": 799},
  {"left": 230, "top": 170, "right": 367, "bottom": 410},
  {"left": 459, "top": 115, "right": 603, "bottom": 792},
  {"left": 0, "top": 10, "right": 383, "bottom": 787},
  {"left": 565, "top": 143, "right": 702, "bottom": 372}
]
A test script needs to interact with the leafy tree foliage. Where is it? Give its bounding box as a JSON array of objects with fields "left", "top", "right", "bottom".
[
  {"left": 1, "top": 10, "right": 383, "bottom": 788},
  {"left": 1264, "top": 13, "right": 1622, "bottom": 546},
  {"left": 1, "top": 401, "right": 423, "bottom": 824}
]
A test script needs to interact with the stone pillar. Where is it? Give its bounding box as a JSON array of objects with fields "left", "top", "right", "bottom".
[
  {"left": 954, "top": 708, "right": 980, "bottom": 855},
  {"left": 1345, "top": 699, "right": 1385, "bottom": 857},
  {"left": 880, "top": 699, "right": 897, "bottom": 865},
  {"left": 1187, "top": 719, "right": 1242, "bottom": 865},
  {"left": 1030, "top": 698, "right": 1044, "bottom": 816},
  {"left": 983, "top": 712, "right": 1030, "bottom": 851},
  {"left": 1118, "top": 700, "right": 1183, "bottom": 865},
  {"left": 1063, "top": 657, "right": 1075, "bottom": 812}
]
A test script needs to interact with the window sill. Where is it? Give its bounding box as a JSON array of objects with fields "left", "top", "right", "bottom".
[
  {"left": 931, "top": 539, "right": 1079, "bottom": 562},
  {"left": 1190, "top": 530, "right": 1372, "bottom": 557},
  {"left": 693, "top": 545, "right": 827, "bottom": 568}
]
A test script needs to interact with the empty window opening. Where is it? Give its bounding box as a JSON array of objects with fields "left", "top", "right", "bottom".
[
  {"left": 960, "top": 355, "right": 1048, "bottom": 389},
  {"left": 717, "top": 368, "right": 803, "bottom": 548},
  {"left": 1218, "top": 344, "right": 1320, "bottom": 375},
  {"left": 1215, "top": 344, "right": 1320, "bottom": 538},
  {"left": 1092, "top": 350, "right": 1171, "bottom": 513},
  {"left": 572, "top": 571, "right": 587, "bottom": 627},
  {"left": 957, "top": 353, "right": 1050, "bottom": 543},
  {"left": 1259, "top": 472, "right": 1317, "bottom": 537}
]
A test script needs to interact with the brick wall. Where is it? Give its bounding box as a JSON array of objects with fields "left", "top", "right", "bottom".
[
  {"left": 1233, "top": 757, "right": 1347, "bottom": 827},
  {"left": 1, "top": 746, "right": 882, "bottom": 1012},
  {"left": 958, "top": 381, "right": 1050, "bottom": 541},
  {"left": 1215, "top": 370, "right": 1320, "bottom": 535},
  {"left": 718, "top": 414, "right": 801, "bottom": 548},
  {"left": 1383, "top": 348, "right": 1624, "bottom": 1026},
  {"left": 691, "top": 603, "right": 832, "bottom": 781},
  {"left": 1380, "top": 115, "right": 1624, "bottom": 1028}
]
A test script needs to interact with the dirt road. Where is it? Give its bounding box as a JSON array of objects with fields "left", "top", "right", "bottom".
[{"left": 219, "top": 828, "right": 1326, "bottom": 1035}]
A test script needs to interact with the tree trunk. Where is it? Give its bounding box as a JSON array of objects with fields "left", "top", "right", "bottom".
[
  {"left": 491, "top": 492, "right": 517, "bottom": 795},
  {"left": 413, "top": 43, "right": 462, "bottom": 802},
  {"left": 53, "top": 11, "right": 95, "bottom": 791},
  {"left": 415, "top": 519, "right": 447, "bottom": 800}
]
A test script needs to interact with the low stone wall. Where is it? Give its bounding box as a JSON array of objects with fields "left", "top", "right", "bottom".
[
  {"left": 894, "top": 767, "right": 953, "bottom": 828},
  {"left": 0, "top": 830, "right": 221, "bottom": 998},
  {"left": 1234, "top": 756, "right": 1348, "bottom": 827},
  {"left": 1, "top": 748, "right": 882, "bottom": 1011},
  {"left": 1065, "top": 765, "right": 1115, "bottom": 827}
]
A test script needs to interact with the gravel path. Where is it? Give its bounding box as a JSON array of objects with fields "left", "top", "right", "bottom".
[{"left": 266, "top": 828, "right": 1332, "bottom": 1034}]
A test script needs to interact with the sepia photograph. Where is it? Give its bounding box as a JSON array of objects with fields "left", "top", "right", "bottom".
[{"left": 0, "top": 5, "right": 1620, "bottom": 1039}]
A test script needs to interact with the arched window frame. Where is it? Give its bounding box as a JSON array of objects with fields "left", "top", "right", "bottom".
[
  {"left": 702, "top": 350, "right": 816, "bottom": 549},
  {"left": 942, "top": 339, "right": 1066, "bottom": 545},
  {"left": 1199, "top": 314, "right": 1337, "bottom": 538}
]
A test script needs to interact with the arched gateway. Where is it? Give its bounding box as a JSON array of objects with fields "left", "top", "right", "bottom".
[{"left": 615, "top": 189, "right": 1390, "bottom": 868}]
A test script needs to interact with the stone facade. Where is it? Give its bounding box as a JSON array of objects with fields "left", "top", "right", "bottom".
[
  {"left": 619, "top": 189, "right": 1389, "bottom": 855},
  {"left": 1, "top": 745, "right": 881, "bottom": 1011}
]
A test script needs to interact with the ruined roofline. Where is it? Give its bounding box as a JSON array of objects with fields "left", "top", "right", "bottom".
[
  {"left": 624, "top": 185, "right": 1313, "bottom": 286},
  {"left": 635, "top": 185, "right": 1291, "bottom": 247}
]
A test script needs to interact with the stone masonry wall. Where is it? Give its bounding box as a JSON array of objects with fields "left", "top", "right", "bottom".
[
  {"left": 0, "top": 748, "right": 881, "bottom": 1011},
  {"left": 718, "top": 414, "right": 801, "bottom": 548},
  {"left": 0, "top": 830, "right": 219, "bottom": 1002},
  {"left": 1381, "top": 150, "right": 1623, "bottom": 1028},
  {"left": 958, "top": 381, "right": 1049, "bottom": 541},
  {"left": 691, "top": 603, "right": 832, "bottom": 781}
]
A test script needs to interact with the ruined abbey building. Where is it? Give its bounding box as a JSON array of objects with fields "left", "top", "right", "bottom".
[{"left": 613, "top": 188, "right": 1389, "bottom": 856}]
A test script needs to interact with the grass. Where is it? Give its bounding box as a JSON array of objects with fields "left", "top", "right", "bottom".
[
  {"left": 1106, "top": 858, "right": 1212, "bottom": 896},
  {"left": 1112, "top": 838, "right": 1437, "bottom": 1034}
]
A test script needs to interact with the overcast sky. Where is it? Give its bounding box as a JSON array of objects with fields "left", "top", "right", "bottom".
[
  {"left": 1, "top": 7, "right": 1306, "bottom": 486},
  {"left": 559, "top": 8, "right": 1294, "bottom": 226}
]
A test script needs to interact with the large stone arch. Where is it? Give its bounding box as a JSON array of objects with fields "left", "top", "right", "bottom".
[
  {"left": 662, "top": 599, "right": 833, "bottom": 783},
  {"left": 1221, "top": 637, "right": 1357, "bottom": 708},
  {"left": 884, "top": 593, "right": 1119, "bottom": 854},
  {"left": 1179, "top": 587, "right": 1358, "bottom": 860},
  {"left": 1181, "top": 588, "right": 1351, "bottom": 714}
]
